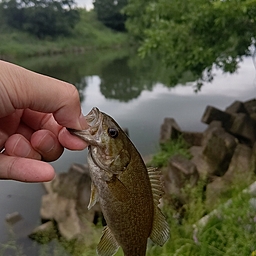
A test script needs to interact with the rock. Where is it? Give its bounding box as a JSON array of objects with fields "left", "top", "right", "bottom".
[
  {"left": 201, "top": 106, "right": 233, "bottom": 128},
  {"left": 40, "top": 194, "right": 56, "bottom": 220},
  {"left": 43, "top": 181, "right": 53, "bottom": 194},
  {"left": 5, "top": 212, "right": 22, "bottom": 225},
  {"left": 205, "top": 177, "right": 229, "bottom": 208},
  {"left": 182, "top": 131, "right": 203, "bottom": 146},
  {"left": 250, "top": 142, "right": 256, "bottom": 174},
  {"left": 249, "top": 198, "right": 256, "bottom": 211},
  {"left": 201, "top": 121, "right": 223, "bottom": 147},
  {"left": 160, "top": 118, "right": 181, "bottom": 143},
  {"left": 201, "top": 125, "right": 237, "bottom": 176},
  {"left": 243, "top": 98, "right": 256, "bottom": 114},
  {"left": 56, "top": 199, "right": 83, "bottom": 241},
  {"left": 225, "top": 100, "right": 247, "bottom": 114},
  {"left": 245, "top": 181, "right": 256, "bottom": 196},
  {"left": 164, "top": 155, "right": 199, "bottom": 197},
  {"left": 29, "top": 221, "right": 57, "bottom": 243},
  {"left": 202, "top": 105, "right": 256, "bottom": 145},
  {"left": 223, "top": 144, "right": 252, "bottom": 183},
  {"left": 37, "top": 163, "right": 102, "bottom": 242},
  {"left": 228, "top": 113, "right": 256, "bottom": 145},
  {"left": 250, "top": 113, "right": 256, "bottom": 122},
  {"left": 190, "top": 147, "right": 212, "bottom": 177},
  {"left": 51, "top": 164, "right": 90, "bottom": 199}
]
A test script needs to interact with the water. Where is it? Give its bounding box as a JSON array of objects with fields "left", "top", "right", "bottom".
[{"left": 1, "top": 50, "right": 256, "bottom": 254}]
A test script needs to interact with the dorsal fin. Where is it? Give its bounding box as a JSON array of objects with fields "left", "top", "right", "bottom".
[
  {"left": 97, "top": 226, "right": 120, "bottom": 256},
  {"left": 150, "top": 207, "right": 170, "bottom": 246},
  {"left": 147, "top": 167, "right": 164, "bottom": 205},
  {"left": 147, "top": 167, "right": 170, "bottom": 246}
]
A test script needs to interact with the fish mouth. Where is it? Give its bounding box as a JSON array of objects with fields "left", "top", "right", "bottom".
[
  {"left": 85, "top": 107, "right": 101, "bottom": 127},
  {"left": 68, "top": 107, "right": 103, "bottom": 145}
]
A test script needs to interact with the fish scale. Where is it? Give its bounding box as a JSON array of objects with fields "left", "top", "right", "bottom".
[{"left": 69, "top": 107, "right": 170, "bottom": 256}]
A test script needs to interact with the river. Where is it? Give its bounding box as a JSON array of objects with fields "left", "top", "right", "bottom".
[{"left": 0, "top": 50, "right": 256, "bottom": 255}]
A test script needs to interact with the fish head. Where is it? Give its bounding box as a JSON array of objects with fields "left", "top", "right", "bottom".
[{"left": 69, "top": 107, "right": 131, "bottom": 175}]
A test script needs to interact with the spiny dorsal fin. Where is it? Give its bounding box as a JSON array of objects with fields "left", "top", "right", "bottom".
[
  {"left": 147, "top": 167, "right": 164, "bottom": 205},
  {"left": 88, "top": 182, "right": 99, "bottom": 210},
  {"left": 97, "top": 226, "right": 120, "bottom": 256},
  {"left": 147, "top": 167, "right": 170, "bottom": 246}
]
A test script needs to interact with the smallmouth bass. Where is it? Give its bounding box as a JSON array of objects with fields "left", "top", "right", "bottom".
[{"left": 69, "top": 107, "right": 169, "bottom": 256}]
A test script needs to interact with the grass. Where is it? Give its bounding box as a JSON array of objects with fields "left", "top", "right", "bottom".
[
  {"left": 0, "top": 9, "right": 128, "bottom": 58},
  {"left": 149, "top": 136, "right": 191, "bottom": 168},
  {"left": 146, "top": 179, "right": 256, "bottom": 256}
]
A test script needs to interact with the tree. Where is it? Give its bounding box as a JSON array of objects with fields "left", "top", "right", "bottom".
[
  {"left": 0, "top": 0, "right": 80, "bottom": 38},
  {"left": 124, "top": 0, "right": 256, "bottom": 88},
  {"left": 93, "top": 0, "right": 127, "bottom": 31}
]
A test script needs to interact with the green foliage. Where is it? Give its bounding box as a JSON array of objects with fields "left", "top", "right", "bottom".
[
  {"left": 93, "top": 0, "right": 127, "bottom": 31},
  {"left": 124, "top": 0, "right": 256, "bottom": 88},
  {"left": 147, "top": 179, "right": 256, "bottom": 256},
  {"left": 0, "top": 0, "right": 80, "bottom": 38},
  {"left": 0, "top": 9, "right": 128, "bottom": 58},
  {"left": 150, "top": 136, "right": 191, "bottom": 168}
]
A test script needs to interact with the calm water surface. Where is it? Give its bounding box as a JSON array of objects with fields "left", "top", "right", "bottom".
[{"left": 0, "top": 50, "right": 256, "bottom": 254}]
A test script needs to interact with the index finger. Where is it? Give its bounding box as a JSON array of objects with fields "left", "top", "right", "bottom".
[{"left": 0, "top": 60, "right": 87, "bottom": 130}]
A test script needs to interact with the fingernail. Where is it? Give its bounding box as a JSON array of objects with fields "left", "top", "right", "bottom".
[
  {"left": 38, "top": 134, "right": 55, "bottom": 153},
  {"left": 78, "top": 113, "right": 88, "bottom": 130},
  {"left": 14, "top": 137, "right": 31, "bottom": 157}
]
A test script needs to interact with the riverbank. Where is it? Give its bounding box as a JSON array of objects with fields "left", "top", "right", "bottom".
[{"left": 0, "top": 9, "right": 129, "bottom": 59}]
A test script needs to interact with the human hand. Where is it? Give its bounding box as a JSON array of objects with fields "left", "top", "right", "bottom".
[{"left": 0, "top": 60, "right": 88, "bottom": 182}]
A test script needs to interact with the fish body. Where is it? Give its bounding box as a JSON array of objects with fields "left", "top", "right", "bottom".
[{"left": 70, "top": 107, "right": 169, "bottom": 256}]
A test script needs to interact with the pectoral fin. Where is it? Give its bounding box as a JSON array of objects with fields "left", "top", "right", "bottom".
[
  {"left": 97, "top": 226, "right": 120, "bottom": 256},
  {"left": 88, "top": 182, "right": 99, "bottom": 210},
  {"left": 106, "top": 175, "right": 130, "bottom": 202},
  {"left": 148, "top": 167, "right": 170, "bottom": 245}
]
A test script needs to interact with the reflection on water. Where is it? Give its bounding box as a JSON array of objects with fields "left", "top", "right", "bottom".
[{"left": 1, "top": 49, "right": 256, "bottom": 254}]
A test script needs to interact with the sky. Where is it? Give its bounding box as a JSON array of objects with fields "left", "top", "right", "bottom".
[{"left": 76, "top": 0, "right": 94, "bottom": 9}]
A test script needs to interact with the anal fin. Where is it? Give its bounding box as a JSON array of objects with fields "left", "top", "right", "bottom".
[{"left": 97, "top": 226, "right": 120, "bottom": 256}]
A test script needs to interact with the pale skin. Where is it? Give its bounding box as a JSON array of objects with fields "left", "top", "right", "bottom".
[{"left": 0, "top": 60, "right": 88, "bottom": 182}]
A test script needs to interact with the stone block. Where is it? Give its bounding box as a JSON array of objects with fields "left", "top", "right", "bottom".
[
  {"left": 39, "top": 163, "right": 102, "bottom": 242},
  {"left": 201, "top": 106, "right": 233, "bottom": 127},
  {"left": 160, "top": 118, "right": 181, "bottom": 143},
  {"left": 202, "top": 126, "right": 237, "bottom": 176},
  {"left": 190, "top": 148, "right": 212, "bottom": 177},
  {"left": 205, "top": 177, "right": 229, "bottom": 208},
  {"left": 225, "top": 100, "right": 247, "bottom": 114},
  {"left": 5, "top": 212, "right": 22, "bottom": 225},
  {"left": 29, "top": 221, "right": 57, "bottom": 243},
  {"left": 223, "top": 144, "right": 252, "bottom": 183},
  {"left": 202, "top": 121, "right": 223, "bottom": 147},
  {"left": 182, "top": 131, "right": 203, "bottom": 146},
  {"left": 250, "top": 142, "right": 256, "bottom": 174},
  {"left": 244, "top": 98, "right": 256, "bottom": 114},
  {"left": 164, "top": 155, "right": 199, "bottom": 196},
  {"left": 228, "top": 113, "right": 256, "bottom": 145}
]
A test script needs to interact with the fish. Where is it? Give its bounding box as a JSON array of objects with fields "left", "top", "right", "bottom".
[{"left": 69, "top": 107, "right": 170, "bottom": 256}]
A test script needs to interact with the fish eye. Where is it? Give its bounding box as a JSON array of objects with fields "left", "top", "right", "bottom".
[{"left": 108, "top": 128, "right": 118, "bottom": 138}]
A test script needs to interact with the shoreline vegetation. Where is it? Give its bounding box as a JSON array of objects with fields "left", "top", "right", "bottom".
[{"left": 0, "top": 9, "right": 129, "bottom": 60}]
